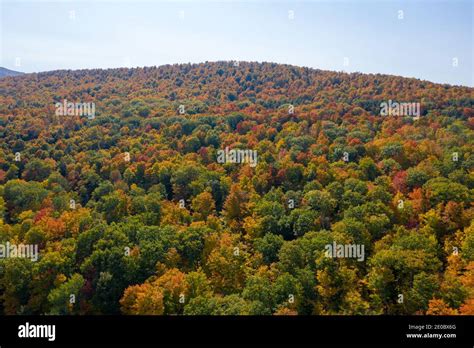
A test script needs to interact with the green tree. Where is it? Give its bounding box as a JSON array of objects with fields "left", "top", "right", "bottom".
[{"left": 47, "top": 273, "right": 85, "bottom": 315}]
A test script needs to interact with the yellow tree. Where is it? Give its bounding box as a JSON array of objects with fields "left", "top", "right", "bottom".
[{"left": 191, "top": 191, "right": 216, "bottom": 221}]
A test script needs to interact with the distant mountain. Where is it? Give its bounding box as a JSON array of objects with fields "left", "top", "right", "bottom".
[{"left": 0, "top": 67, "right": 24, "bottom": 78}]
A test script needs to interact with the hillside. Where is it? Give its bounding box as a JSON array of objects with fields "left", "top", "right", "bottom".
[
  {"left": 0, "top": 61, "right": 472, "bottom": 315},
  {"left": 0, "top": 67, "right": 24, "bottom": 78}
]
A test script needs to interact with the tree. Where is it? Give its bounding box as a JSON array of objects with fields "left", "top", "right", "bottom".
[
  {"left": 359, "top": 157, "right": 379, "bottom": 181},
  {"left": 97, "top": 190, "right": 130, "bottom": 223},
  {"left": 22, "top": 159, "right": 54, "bottom": 182},
  {"left": 191, "top": 191, "right": 216, "bottom": 221},
  {"left": 120, "top": 282, "right": 164, "bottom": 315},
  {"left": 367, "top": 226, "right": 442, "bottom": 314},
  {"left": 3, "top": 180, "right": 48, "bottom": 219},
  {"left": 426, "top": 299, "right": 458, "bottom": 315},
  {"left": 254, "top": 233, "right": 284, "bottom": 264},
  {"left": 47, "top": 274, "right": 85, "bottom": 315},
  {"left": 222, "top": 185, "right": 249, "bottom": 228},
  {"left": 205, "top": 233, "right": 249, "bottom": 294},
  {"left": 0, "top": 258, "right": 34, "bottom": 314},
  {"left": 423, "top": 178, "right": 471, "bottom": 206}
]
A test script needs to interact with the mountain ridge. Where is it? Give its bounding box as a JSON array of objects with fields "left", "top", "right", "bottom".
[
  {"left": 2, "top": 61, "right": 471, "bottom": 88},
  {"left": 0, "top": 67, "right": 24, "bottom": 78},
  {"left": 1, "top": 61, "right": 471, "bottom": 119}
]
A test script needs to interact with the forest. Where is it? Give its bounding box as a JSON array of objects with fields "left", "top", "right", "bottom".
[{"left": 0, "top": 61, "right": 472, "bottom": 315}]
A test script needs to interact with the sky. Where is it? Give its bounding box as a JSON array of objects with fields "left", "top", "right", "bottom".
[{"left": 1, "top": 0, "right": 472, "bottom": 86}]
